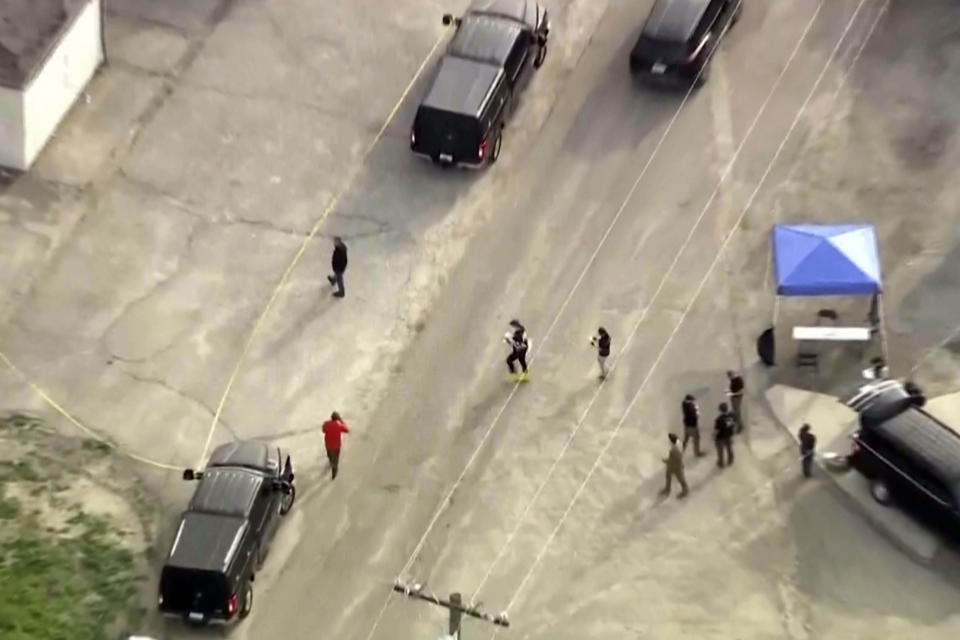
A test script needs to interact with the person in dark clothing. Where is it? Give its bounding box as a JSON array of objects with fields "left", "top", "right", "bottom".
[
  {"left": 321, "top": 411, "right": 350, "bottom": 479},
  {"left": 504, "top": 319, "right": 530, "bottom": 381},
  {"left": 727, "top": 370, "right": 745, "bottom": 432},
  {"left": 714, "top": 402, "right": 735, "bottom": 468},
  {"left": 798, "top": 423, "right": 816, "bottom": 478},
  {"left": 681, "top": 394, "right": 705, "bottom": 456},
  {"left": 327, "top": 236, "right": 348, "bottom": 298},
  {"left": 590, "top": 327, "right": 611, "bottom": 380}
]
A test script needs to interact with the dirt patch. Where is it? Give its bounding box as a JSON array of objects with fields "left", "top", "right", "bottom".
[{"left": 0, "top": 411, "right": 158, "bottom": 639}]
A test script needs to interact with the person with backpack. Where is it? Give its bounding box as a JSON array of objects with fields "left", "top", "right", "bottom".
[
  {"left": 590, "top": 327, "right": 611, "bottom": 380},
  {"left": 504, "top": 320, "right": 531, "bottom": 381},
  {"left": 714, "top": 402, "right": 735, "bottom": 468}
]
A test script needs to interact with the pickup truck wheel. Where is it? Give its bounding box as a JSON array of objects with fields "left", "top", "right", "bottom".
[
  {"left": 239, "top": 581, "right": 253, "bottom": 619},
  {"left": 490, "top": 132, "right": 502, "bottom": 164},
  {"left": 870, "top": 478, "right": 892, "bottom": 505},
  {"left": 280, "top": 484, "right": 296, "bottom": 515},
  {"left": 534, "top": 41, "right": 547, "bottom": 68}
]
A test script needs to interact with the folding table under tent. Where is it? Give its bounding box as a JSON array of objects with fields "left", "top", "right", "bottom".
[{"left": 766, "top": 223, "right": 887, "bottom": 364}]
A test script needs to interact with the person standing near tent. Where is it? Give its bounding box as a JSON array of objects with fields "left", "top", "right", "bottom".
[
  {"left": 798, "top": 424, "right": 816, "bottom": 478},
  {"left": 727, "top": 370, "right": 745, "bottom": 433},
  {"left": 714, "top": 403, "right": 735, "bottom": 468}
]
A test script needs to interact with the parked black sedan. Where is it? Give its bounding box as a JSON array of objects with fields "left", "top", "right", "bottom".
[{"left": 630, "top": 0, "right": 742, "bottom": 87}]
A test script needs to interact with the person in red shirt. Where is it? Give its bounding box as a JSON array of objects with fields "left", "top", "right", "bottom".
[{"left": 321, "top": 412, "right": 350, "bottom": 479}]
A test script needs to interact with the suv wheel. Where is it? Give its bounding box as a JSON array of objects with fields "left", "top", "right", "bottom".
[
  {"left": 870, "top": 478, "right": 892, "bottom": 505},
  {"left": 280, "top": 484, "right": 296, "bottom": 515},
  {"left": 239, "top": 581, "right": 254, "bottom": 619},
  {"left": 490, "top": 132, "right": 502, "bottom": 164},
  {"left": 534, "top": 42, "right": 547, "bottom": 69}
]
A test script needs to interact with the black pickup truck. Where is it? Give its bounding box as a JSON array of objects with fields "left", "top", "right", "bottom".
[
  {"left": 158, "top": 441, "right": 295, "bottom": 626},
  {"left": 411, "top": 0, "right": 550, "bottom": 167}
]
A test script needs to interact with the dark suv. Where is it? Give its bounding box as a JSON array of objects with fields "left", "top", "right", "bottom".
[
  {"left": 411, "top": 0, "right": 549, "bottom": 167},
  {"left": 158, "top": 441, "right": 295, "bottom": 626},
  {"left": 630, "top": 0, "right": 742, "bottom": 87},
  {"left": 846, "top": 380, "right": 960, "bottom": 539}
]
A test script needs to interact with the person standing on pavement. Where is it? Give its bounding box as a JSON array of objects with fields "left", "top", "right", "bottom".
[
  {"left": 590, "top": 327, "right": 611, "bottom": 380},
  {"left": 681, "top": 394, "right": 705, "bottom": 456},
  {"left": 321, "top": 411, "right": 350, "bottom": 479},
  {"left": 660, "top": 433, "right": 689, "bottom": 498},
  {"left": 327, "top": 236, "right": 348, "bottom": 298},
  {"left": 714, "top": 402, "right": 735, "bottom": 468},
  {"left": 504, "top": 319, "right": 530, "bottom": 381},
  {"left": 799, "top": 423, "right": 817, "bottom": 478},
  {"left": 727, "top": 370, "right": 745, "bottom": 432}
]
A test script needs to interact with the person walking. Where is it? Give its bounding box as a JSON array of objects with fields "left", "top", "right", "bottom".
[
  {"left": 321, "top": 411, "right": 350, "bottom": 479},
  {"left": 504, "top": 319, "right": 530, "bottom": 381},
  {"left": 589, "top": 327, "right": 611, "bottom": 380},
  {"left": 681, "top": 394, "right": 705, "bottom": 456},
  {"left": 714, "top": 402, "right": 735, "bottom": 468},
  {"left": 799, "top": 423, "right": 817, "bottom": 478},
  {"left": 660, "top": 433, "right": 689, "bottom": 498},
  {"left": 327, "top": 236, "right": 348, "bottom": 298},
  {"left": 727, "top": 370, "right": 745, "bottom": 432}
]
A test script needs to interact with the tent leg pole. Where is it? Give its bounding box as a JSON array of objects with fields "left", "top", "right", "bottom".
[{"left": 877, "top": 294, "right": 890, "bottom": 364}]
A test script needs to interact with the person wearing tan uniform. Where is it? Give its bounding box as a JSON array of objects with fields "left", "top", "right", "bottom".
[{"left": 660, "top": 433, "right": 689, "bottom": 498}]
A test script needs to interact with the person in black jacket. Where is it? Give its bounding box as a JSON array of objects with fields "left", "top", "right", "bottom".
[
  {"left": 798, "top": 423, "right": 816, "bottom": 478},
  {"left": 590, "top": 327, "right": 611, "bottom": 380},
  {"left": 681, "top": 394, "right": 705, "bottom": 456},
  {"left": 714, "top": 402, "right": 735, "bottom": 468},
  {"left": 504, "top": 320, "right": 530, "bottom": 381},
  {"left": 327, "top": 236, "right": 347, "bottom": 298}
]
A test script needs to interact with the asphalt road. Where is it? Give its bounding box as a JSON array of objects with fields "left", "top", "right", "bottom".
[
  {"left": 4, "top": 0, "right": 960, "bottom": 639},
  {"left": 227, "top": 1, "right": 960, "bottom": 639}
]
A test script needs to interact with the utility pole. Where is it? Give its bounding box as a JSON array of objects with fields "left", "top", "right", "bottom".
[{"left": 392, "top": 579, "right": 510, "bottom": 639}]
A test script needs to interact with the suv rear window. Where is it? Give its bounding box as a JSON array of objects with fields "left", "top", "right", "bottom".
[
  {"left": 634, "top": 35, "right": 690, "bottom": 61},
  {"left": 160, "top": 566, "right": 229, "bottom": 612}
]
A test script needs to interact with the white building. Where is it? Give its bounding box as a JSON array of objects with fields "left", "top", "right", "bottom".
[{"left": 0, "top": 0, "right": 104, "bottom": 170}]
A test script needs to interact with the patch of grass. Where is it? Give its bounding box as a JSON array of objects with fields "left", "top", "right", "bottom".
[
  {"left": 0, "top": 494, "right": 19, "bottom": 520},
  {"left": 8, "top": 460, "right": 42, "bottom": 482},
  {"left": 0, "top": 500, "right": 141, "bottom": 640},
  {"left": 80, "top": 439, "right": 112, "bottom": 456}
]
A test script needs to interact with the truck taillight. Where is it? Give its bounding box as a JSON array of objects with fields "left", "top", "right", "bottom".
[
  {"left": 227, "top": 592, "right": 238, "bottom": 617},
  {"left": 478, "top": 138, "right": 488, "bottom": 160}
]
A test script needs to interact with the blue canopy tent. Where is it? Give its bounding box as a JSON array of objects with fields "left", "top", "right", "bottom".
[
  {"left": 772, "top": 224, "right": 882, "bottom": 296},
  {"left": 763, "top": 224, "right": 887, "bottom": 366}
]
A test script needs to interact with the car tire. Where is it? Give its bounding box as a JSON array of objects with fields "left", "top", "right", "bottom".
[
  {"left": 490, "top": 132, "right": 502, "bottom": 164},
  {"left": 534, "top": 41, "right": 547, "bottom": 69},
  {"left": 280, "top": 483, "right": 295, "bottom": 515},
  {"left": 870, "top": 478, "right": 892, "bottom": 505},
  {"left": 239, "top": 581, "right": 253, "bottom": 619}
]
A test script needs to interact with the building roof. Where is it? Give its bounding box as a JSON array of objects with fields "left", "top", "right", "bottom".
[
  {"left": 642, "top": 0, "right": 710, "bottom": 43},
  {"left": 423, "top": 55, "right": 502, "bottom": 116},
  {"left": 0, "top": 0, "right": 88, "bottom": 89},
  {"left": 449, "top": 14, "right": 522, "bottom": 68}
]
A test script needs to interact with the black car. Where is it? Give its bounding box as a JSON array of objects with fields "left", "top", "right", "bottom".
[
  {"left": 411, "top": 0, "right": 550, "bottom": 167},
  {"left": 158, "top": 441, "right": 295, "bottom": 626},
  {"left": 630, "top": 0, "right": 742, "bottom": 87},
  {"left": 846, "top": 380, "right": 960, "bottom": 539}
]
